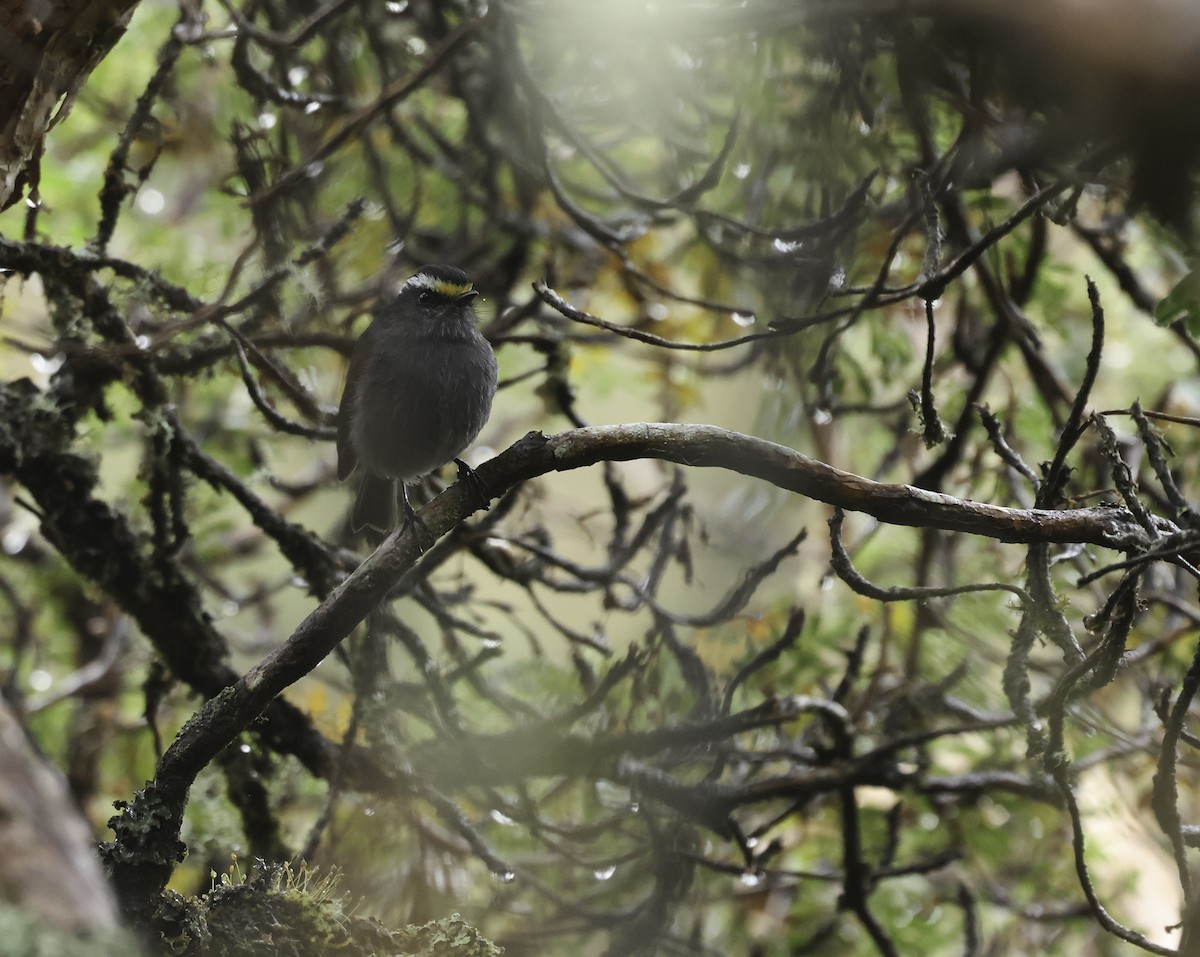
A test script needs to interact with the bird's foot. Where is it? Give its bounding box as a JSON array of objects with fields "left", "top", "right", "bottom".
[
  {"left": 398, "top": 486, "right": 435, "bottom": 550},
  {"left": 454, "top": 458, "right": 491, "bottom": 513}
]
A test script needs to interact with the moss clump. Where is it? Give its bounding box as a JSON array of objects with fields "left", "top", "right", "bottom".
[
  {"left": 151, "top": 862, "right": 501, "bottom": 957},
  {"left": 389, "top": 915, "right": 504, "bottom": 957}
]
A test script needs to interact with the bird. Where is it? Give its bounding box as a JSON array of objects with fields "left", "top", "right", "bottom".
[{"left": 336, "top": 264, "right": 498, "bottom": 536}]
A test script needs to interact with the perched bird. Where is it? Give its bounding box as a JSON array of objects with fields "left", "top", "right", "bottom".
[{"left": 337, "top": 264, "right": 498, "bottom": 535}]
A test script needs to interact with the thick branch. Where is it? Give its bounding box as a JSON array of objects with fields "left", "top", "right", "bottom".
[
  {"left": 106, "top": 421, "right": 1159, "bottom": 909},
  {"left": 542, "top": 424, "right": 1153, "bottom": 547},
  {"left": 0, "top": 0, "right": 141, "bottom": 208}
]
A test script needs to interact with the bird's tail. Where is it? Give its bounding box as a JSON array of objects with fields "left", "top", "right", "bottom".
[{"left": 352, "top": 474, "right": 395, "bottom": 534}]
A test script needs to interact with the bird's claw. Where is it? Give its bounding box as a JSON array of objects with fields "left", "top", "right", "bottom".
[{"left": 454, "top": 457, "right": 491, "bottom": 513}]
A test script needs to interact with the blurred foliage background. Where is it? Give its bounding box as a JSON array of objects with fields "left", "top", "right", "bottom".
[{"left": 4, "top": 0, "right": 1200, "bottom": 954}]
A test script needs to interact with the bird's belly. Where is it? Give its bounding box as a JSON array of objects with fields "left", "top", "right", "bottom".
[{"left": 352, "top": 346, "right": 492, "bottom": 480}]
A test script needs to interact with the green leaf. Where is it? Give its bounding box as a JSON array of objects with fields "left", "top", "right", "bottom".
[{"left": 1154, "top": 269, "right": 1200, "bottom": 333}]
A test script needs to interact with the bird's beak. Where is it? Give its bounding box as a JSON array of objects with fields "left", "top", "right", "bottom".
[{"left": 456, "top": 289, "right": 479, "bottom": 302}]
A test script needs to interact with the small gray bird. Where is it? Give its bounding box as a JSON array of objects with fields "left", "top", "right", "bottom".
[{"left": 337, "top": 264, "right": 498, "bottom": 535}]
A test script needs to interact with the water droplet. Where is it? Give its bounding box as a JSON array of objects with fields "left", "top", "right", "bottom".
[
  {"left": 3, "top": 526, "right": 30, "bottom": 555},
  {"left": 646, "top": 302, "right": 668, "bottom": 321},
  {"left": 138, "top": 189, "right": 165, "bottom": 216},
  {"left": 731, "top": 311, "right": 755, "bottom": 328},
  {"left": 490, "top": 810, "right": 514, "bottom": 826},
  {"left": 739, "top": 870, "right": 763, "bottom": 888},
  {"left": 593, "top": 865, "right": 616, "bottom": 881},
  {"left": 288, "top": 66, "right": 309, "bottom": 86},
  {"left": 385, "top": 0, "right": 408, "bottom": 11},
  {"left": 28, "top": 669, "right": 53, "bottom": 692},
  {"left": 30, "top": 353, "right": 64, "bottom": 375},
  {"left": 305, "top": 161, "right": 324, "bottom": 178},
  {"left": 772, "top": 236, "right": 802, "bottom": 253},
  {"left": 135, "top": 335, "right": 152, "bottom": 350},
  {"left": 407, "top": 37, "right": 427, "bottom": 55},
  {"left": 812, "top": 408, "right": 832, "bottom": 426},
  {"left": 744, "top": 836, "right": 759, "bottom": 849},
  {"left": 733, "top": 162, "right": 751, "bottom": 180},
  {"left": 304, "top": 102, "right": 321, "bottom": 115},
  {"left": 258, "top": 112, "right": 277, "bottom": 130},
  {"left": 497, "top": 869, "right": 516, "bottom": 884},
  {"left": 172, "top": 21, "right": 195, "bottom": 42},
  {"left": 239, "top": 743, "right": 252, "bottom": 754}
]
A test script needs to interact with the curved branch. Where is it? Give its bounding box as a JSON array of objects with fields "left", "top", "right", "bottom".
[{"left": 105, "top": 421, "right": 1162, "bottom": 908}]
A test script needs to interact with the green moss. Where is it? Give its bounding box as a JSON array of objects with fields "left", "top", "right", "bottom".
[
  {"left": 150, "top": 863, "right": 501, "bottom": 956},
  {"left": 389, "top": 915, "right": 503, "bottom": 957}
]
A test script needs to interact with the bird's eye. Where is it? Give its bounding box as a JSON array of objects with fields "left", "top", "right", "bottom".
[{"left": 418, "top": 290, "right": 432, "bottom": 304}]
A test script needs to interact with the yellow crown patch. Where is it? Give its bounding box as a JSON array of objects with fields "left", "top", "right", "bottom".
[{"left": 407, "top": 273, "right": 473, "bottom": 298}]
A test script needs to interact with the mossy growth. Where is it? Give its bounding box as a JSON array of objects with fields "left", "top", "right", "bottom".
[{"left": 151, "top": 861, "right": 502, "bottom": 957}]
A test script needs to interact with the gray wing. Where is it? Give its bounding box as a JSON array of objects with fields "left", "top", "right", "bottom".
[{"left": 336, "top": 326, "right": 373, "bottom": 481}]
